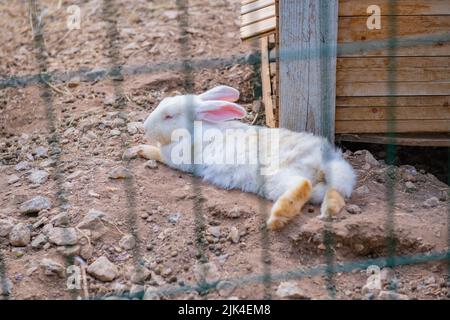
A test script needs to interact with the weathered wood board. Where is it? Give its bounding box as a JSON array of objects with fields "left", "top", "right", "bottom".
[
  {"left": 242, "top": 0, "right": 450, "bottom": 139},
  {"left": 278, "top": 0, "right": 339, "bottom": 141}
]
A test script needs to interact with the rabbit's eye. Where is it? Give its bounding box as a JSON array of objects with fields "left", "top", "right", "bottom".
[{"left": 164, "top": 114, "right": 173, "bottom": 120}]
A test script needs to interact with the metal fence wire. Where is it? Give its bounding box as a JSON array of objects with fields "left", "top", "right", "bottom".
[{"left": 0, "top": 0, "right": 449, "bottom": 300}]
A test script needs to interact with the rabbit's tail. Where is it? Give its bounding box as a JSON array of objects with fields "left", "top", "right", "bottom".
[{"left": 322, "top": 158, "right": 356, "bottom": 199}]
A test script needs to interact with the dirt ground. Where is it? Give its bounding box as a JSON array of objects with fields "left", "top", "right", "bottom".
[{"left": 0, "top": 0, "right": 449, "bottom": 300}]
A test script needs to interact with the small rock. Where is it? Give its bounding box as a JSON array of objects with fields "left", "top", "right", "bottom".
[
  {"left": 364, "top": 151, "right": 379, "bottom": 167},
  {"left": 424, "top": 276, "right": 436, "bottom": 285},
  {"left": 15, "top": 161, "right": 31, "bottom": 171},
  {"left": 77, "top": 209, "right": 108, "bottom": 240},
  {"left": 276, "top": 281, "right": 310, "bottom": 299},
  {"left": 88, "top": 190, "right": 101, "bottom": 198},
  {"left": 143, "top": 287, "right": 161, "bottom": 300},
  {"left": 119, "top": 234, "right": 136, "bottom": 250},
  {"left": 80, "top": 244, "right": 93, "bottom": 260},
  {"left": 0, "top": 219, "right": 14, "bottom": 237},
  {"left": 41, "top": 223, "right": 54, "bottom": 235},
  {"left": 129, "top": 266, "right": 151, "bottom": 284},
  {"left": 207, "top": 226, "right": 221, "bottom": 238},
  {"left": 27, "top": 170, "right": 49, "bottom": 185},
  {"left": 51, "top": 213, "right": 70, "bottom": 227},
  {"left": 423, "top": 197, "right": 439, "bottom": 208},
  {"left": 362, "top": 283, "right": 381, "bottom": 296},
  {"left": 32, "top": 216, "right": 48, "bottom": 230},
  {"left": 104, "top": 296, "right": 129, "bottom": 300},
  {"left": 129, "top": 284, "right": 145, "bottom": 298},
  {"left": 380, "top": 268, "right": 396, "bottom": 286},
  {"left": 145, "top": 160, "right": 158, "bottom": 169},
  {"left": 87, "top": 256, "right": 119, "bottom": 282},
  {"left": 163, "top": 10, "right": 180, "bottom": 20},
  {"left": 31, "top": 234, "right": 48, "bottom": 249},
  {"left": 67, "top": 76, "right": 80, "bottom": 88},
  {"left": 103, "top": 93, "right": 117, "bottom": 105},
  {"left": 19, "top": 196, "right": 51, "bottom": 215},
  {"left": 402, "top": 172, "right": 416, "bottom": 183},
  {"left": 168, "top": 212, "right": 180, "bottom": 224},
  {"left": 378, "top": 290, "right": 409, "bottom": 300},
  {"left": 12, "top": 247, "right": 25, "bottom": 258},
  {"left": 216, "top": 280, "right": 236, "bottom": 297},
  {"left": 229, "top": 227, "right": 240, "bottom": 243},
  {"left": 346, "top": 204, "right": 362, "bottom": 215},
  {"left": 66, "top": 170, "right": 82, "bottom": 181},
  {"left": 438, "top": 190, "right": 448, "bottom": 202},
  {"left": 9, "top": 223, "right": 31, "bottom": 247},
  {"left": 405, "top": 181, "right": 417, "bottom": 193},
  {"left": 56, "top": 245, "right": 80, "bottom": 257},
  {"left": 108, "top": 167, "right": 132, "bottom": 179},
  {"left": 355, "top": 185, "right": 369, "bottom": 196},
  {"left": 40, "top": 159, "right": 56, "bottom": 168},
  {"left": 35, "top": 146, "right": 48, "bottom": 158},
  {"left": 161, "top": 267, "right": 173, "bottom": 277},
  {"left": 193, "top": 262, "right": 220, "bottom": 283},
  {"left": 40, "top": 258, "right": 65, "bottom": 277},
  {"left": 48, "top": 227, "right": 78, "bottom": 246},
  {"left": 0, "top": 278, "right": 13, "bottom": 296},
  {"left": 7, "top": 175, "right": 20, "bottom": 185},
  {"left": 110, "top": 129, "right": 121, "bottom": 137},
  {"left": 353, "top": 243, "right": 365, "bottom": 253},
  {"left": 127, "top": 122, "right": 144, "bottom": 135},
  {"left": 112, "top": 282, "right": 128, "bottom": 296}
]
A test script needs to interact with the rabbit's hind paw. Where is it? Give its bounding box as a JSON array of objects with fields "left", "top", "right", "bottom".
[
  {"left": 267, "top": 179, "right": 312, "bottom": 231},
  {"left": 319, "top": 188, "right": 345, "bottom": 220}
]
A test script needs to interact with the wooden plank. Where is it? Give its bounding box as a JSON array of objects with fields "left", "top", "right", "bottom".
[
  {"left": 279, "top": 0, "right": 339, "bottom": 142},
  {"left": 338, "top": 38, "right": 450, "bottom": 57},
  {"left": 336, "top": 133, "right": 450, "bottom": 147},
  {"left": 337, "top": 57, "right": 450, "bottom": 69},
  {"left": 337, "top": 67, "right": 450, "bottom": 82},
  {"left": 336, "top": 96, "right": 450, "bottom": 107},
  {"left": 338, "top": 15, "right": 450, "bottom": 56},
  {"left": 336, "top": 106, "right": 450, "bottom": 120},
  {"left": 339, "top": 0, "right": 450, "bottom": 16},
  {"left": 241, "top": 0, "right": 274, "bottom": 15},
  {"left": 337, "top": 57, "right": 450, "bottom": 82},
  {"left": 269, "top": 62, "right": 276, "bottom": 77},
  {"left": 241, "top": 5, "right": 275, "bottom": 27},
  {"left": 242, "top": 0, "right": 260, "bottom": 5},
  {"left": 275, "top": 0, "right": 280, "bottom": 126},
  {"left": 240, "top": 17, "right": 276, "bottom": 40},
  {"left": 337, "top": 81, "right": 450, "bottom": 96},
  {"left": 269, "top": 36, "right": 450, "bottom": 58},
  {"left": 335, "top": 120, "right": 450, "bottom": 133},
  {"left": 260, "top": 37, "right": 275, "bottom": 127},
  {"left": 338, "top": 16, "right": 450, "bottom": 43}
]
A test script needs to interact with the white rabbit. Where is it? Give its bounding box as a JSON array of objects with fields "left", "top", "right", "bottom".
[{"left": 125, "top": 85, "right": 356, "bottom": 230}]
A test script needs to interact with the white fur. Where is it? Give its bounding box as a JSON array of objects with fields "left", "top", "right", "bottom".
[{"left": 143, "top": 86, "right": 356, "bottom": 205}]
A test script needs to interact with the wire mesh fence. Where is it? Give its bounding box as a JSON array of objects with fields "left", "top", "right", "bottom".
[{"left": 0, "top": 0, "right": 449, "bottom": 300}]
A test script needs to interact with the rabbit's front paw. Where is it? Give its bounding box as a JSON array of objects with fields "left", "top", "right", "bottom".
[{"left": 123, "top": 145, "right": 162, "bottom": 162}]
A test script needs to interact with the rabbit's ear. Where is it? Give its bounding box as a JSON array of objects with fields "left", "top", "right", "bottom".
[
  {"left": 196, "top": 101, "right": 246, "bottom": 122},
  {"left": 198, "top": 85, "right": 240, "bottom": 102}
]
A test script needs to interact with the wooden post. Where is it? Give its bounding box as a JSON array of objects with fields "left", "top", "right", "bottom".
[
  {"left": 279, "top": 0, "right": 339, "bottom": 143},
  {"left": 260, "top": 37, "right": 276, "bottom": 128}
]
